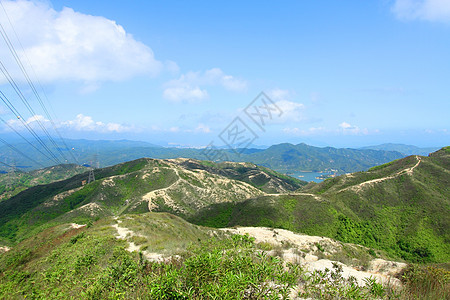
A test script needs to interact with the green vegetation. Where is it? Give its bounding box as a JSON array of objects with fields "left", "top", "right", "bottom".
[
  {"left": 0, "top": 218, "right": 428, "bottom": 299},
  {"left": 0, "top": 156, "right": 305, "bottom": 244},
  {"left": 174, "top": 158, "right": 307, "bottom": 193},
  {"left": 0, "top": 164, "right": 88, "bottom": 201},
  {"left": 0, "top": 147, "right": 448, "bottom": 298},
  {"left": 400, "top": 264, "right": 450, "bottom": 299},
  {"left": 193, "top": 149, "right": 450, "bottom": 264}
]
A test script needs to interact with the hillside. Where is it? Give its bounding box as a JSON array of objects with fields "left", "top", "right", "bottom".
[
  {"left": 0, "top": 158, "right": 304, "bottom": 244},
  {"left": 0, "top": 213, "right": 424, "bottom": 299},
  {"left": 0, "top": 151, "right": 448, "bottom": 298},
  {"left": 0, "top": 164, "right": 89, "bottom": 201},
  {"left": 192, "top": 147, "right": 450, "bottom": 263}
]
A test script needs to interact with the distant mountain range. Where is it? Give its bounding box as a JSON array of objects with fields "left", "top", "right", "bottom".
[
  {"left": 360, "top": 143, "right": 439, "bottom": 156},
  {"left": 2, "top": 139, "right": 425, "bottom": 174}
]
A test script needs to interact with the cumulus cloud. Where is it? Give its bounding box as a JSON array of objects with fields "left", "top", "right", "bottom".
[
  {"left": 61, "top": 114, "right": 134, "bottom": 133},
  {"left": 163, "top": 86, "right": 209, "bottom": 102},
  {"left": 260, "top": 89, "right": 305, "bottom": 123},
  {"left": 0, "top": 0, "right": 163, "bottom": 85},
  {"left": 5, "top": 114, "right": 49, "bottom": 129},
  {"left": 339, "top": 121, "right": 369, "bottom": 135},
  {"left": 163, "top": 68, "right": 247, "bottom": 102},
  {"left": 275, "top": 100, "right": 305, "bottom": 123},
  {"left": 392, "top": 0, "right": 450, "bottom": 22}
]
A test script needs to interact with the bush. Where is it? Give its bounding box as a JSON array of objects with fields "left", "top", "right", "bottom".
[{"left": 400, "top": 265, "right": 449, "bottom": 299}]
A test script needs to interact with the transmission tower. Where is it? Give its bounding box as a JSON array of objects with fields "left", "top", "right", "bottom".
[
  {"left": 87, "top": 169, "right": 95, "bottom": 183},
  {"left": 87, "top": 153, "right": 98, "bottom": 184}
]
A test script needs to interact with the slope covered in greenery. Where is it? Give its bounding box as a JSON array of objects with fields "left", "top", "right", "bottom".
[
  {"left": 0, "top": 164, "right": 88, "bottom": 201},
  {"left": 1, "top": 213, "right": 447, "bottom": 299},
  {"left": 0, "top": 157, "right": 302, "bottom": 244},
  {"left": 171, "top": 158, "right": 307, "bottom": 193},
  {"left": 192, "top": 148, "right": 450, "bottom": 263}
]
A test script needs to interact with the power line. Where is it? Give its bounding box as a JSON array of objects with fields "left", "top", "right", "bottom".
[
  {"left": 0, "top": 60, "right": 65, "bottom": 164},
  {"left": 0, "top": 116, "right": 56, "bottom": 163},
  {"left": 0, "top": 8, "right": 78, "bottom": 164},
  {"left": 0, "top": 89, "right": 61, "bottom": 164},
  {"left": 0, "top": 137, "right": 45, "bottom": 168}
]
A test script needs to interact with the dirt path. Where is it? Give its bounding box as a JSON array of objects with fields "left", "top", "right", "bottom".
[
  {"left": 341, "top": 155, "right": 422, "bottom": 193},
  {"left": 223, "top": 227, "right": 406, "bottom": 287},
  {"left": 111, "top": 218, "right": 168, "bottom": 261}
]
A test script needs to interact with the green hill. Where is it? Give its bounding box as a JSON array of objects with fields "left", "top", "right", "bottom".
[
  {"left": 0, "top": 164, "right": 89, "bottom": 201},
  {"left": 0, "top": 158, "right": 304, "bottom": 244},
  {"left": 192, "top": 148, "right": 450, "bottom": 263},
  {"left": 0, "top": 150, "right": 448, "bottom": 298}
]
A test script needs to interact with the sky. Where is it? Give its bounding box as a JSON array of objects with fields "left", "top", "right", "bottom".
[{"left": 0, "top": 0, "right": 449, "bottom": 149}]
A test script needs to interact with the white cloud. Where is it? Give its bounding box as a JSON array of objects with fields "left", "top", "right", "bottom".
[
  {"left": 283, "top": 126, "right": 326, "bottom": 136},
  {"left": 339, "top": 121, "right": 369, "bottom": 135},
  {"left": 6, "top": 114, "right": 49, "bottom": 128},
  {"left": 163, "top": 68, "right": 247, "bottom": 102},
  {"left": 275, "top": 100, "right": 305, "bottom": 122},
  {"left": 267, "top": 88, "right": 292, "bottom": 101},
  {"left": 257, "top": 89, "right": 306, "bottom": 124},
  {"left": 392, "top": 0, "right": 450, "bottom": 22},
  {"left": 195, "top": 123, "right": 211, "bottom": 133},
  {"left": 283, "top": 122, "right": 371, "bottom": 136},
  {"left": 163, "top": 86, "right": 209, "bottom": 102},
  {"left": 61, "top": 114, "right": 134, "bottom": 133},
  {"left": 0, "top": 0, "right": 163, "bottom": 85},
  {"left": 165, "top": 60, "right": 180, "bottom": 74}
]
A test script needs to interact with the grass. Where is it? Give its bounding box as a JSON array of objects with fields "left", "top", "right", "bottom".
[
  {"left": 399, "top": 264, "right": 450, "bottom": 299},
  {"left": 0, "top": 213, "right": 448, "bottom": 299},
  {"left": 192, "top": 150, "right": 450, "bottom": 264}
]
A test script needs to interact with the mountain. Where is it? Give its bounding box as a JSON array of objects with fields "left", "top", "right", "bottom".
[
  {"left": 1, "top": 139, "right": 406, "bottom": 175},
  {"left": 242, "top": 143, "right": 405, "bottom": 173},
  {"left": 0, "top": 164, "right": 89, "bottom": 202},
  {"left": 0, "top": 158, "right": 305, "bottom": 244},
  {"left": 0, "top": 150, "right": 448, "bottom": 298},
  {"left": 360, "top": 143, "right": 440, "bottom": 156},
  {"left": 192, "top": 147, "right": 450, "bottom": 263},
  {"left": 0, "top": 139, "right": 161, "bottom": 171}
]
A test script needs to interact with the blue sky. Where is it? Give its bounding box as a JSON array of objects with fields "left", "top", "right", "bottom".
[{"left": 0, "top": 0, "right": 449, "bottom": 148}]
